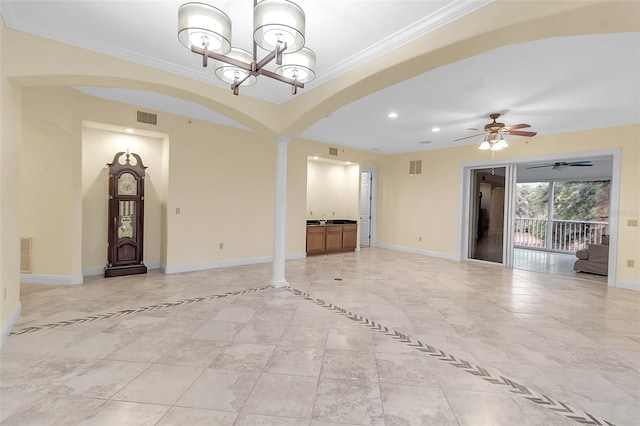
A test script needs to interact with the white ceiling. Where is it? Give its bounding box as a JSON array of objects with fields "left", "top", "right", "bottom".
[{"left": 1, "top": 1, "right": 639, "bottom": 155}]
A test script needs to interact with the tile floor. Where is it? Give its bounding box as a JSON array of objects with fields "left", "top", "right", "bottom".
[
  {"left": 513, "top": 248, "right": 608, "bottom": 283},
  {"left": 1, "top": 248, "right": 638, "bottom": 425}
]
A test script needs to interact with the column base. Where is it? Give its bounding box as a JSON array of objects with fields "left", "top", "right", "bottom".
[{"left": 269, "top": 279, "right": 289, "bottom": 288}]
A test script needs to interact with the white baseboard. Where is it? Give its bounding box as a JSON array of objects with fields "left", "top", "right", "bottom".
[
  {"left": 376, "top": 243, "right": 460, "bottom": 261},
  {"left": 20, "top": 274, "right": 84, "bottom": 285},
  {"left": 164, "top": 253, "right": 306, "bottom": 275},
  {"left": 82, "top": 261, "right": 161, "bottom": 276},
  {"left": 614, "top": 280, "right": 640, "bottom": 291},
  {"left": 1, "top": 302, "right": 22, "bottom": 349}
]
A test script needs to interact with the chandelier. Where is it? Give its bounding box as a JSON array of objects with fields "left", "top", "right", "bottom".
[
  {"left": 478, "top": 133, "right": 508, "bottom": 151},
  {"left": 178, "top": 0, "right": 316, "bottom": 96}
]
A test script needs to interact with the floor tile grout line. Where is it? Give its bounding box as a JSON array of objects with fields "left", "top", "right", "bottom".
[
  {"left": 9, "top": 286, "right": 270, "bottom": 336},
  {"left": 288, "top": 287, "right": 617, "bottom": 426}
]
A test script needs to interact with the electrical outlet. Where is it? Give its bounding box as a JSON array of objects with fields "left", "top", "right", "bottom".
[
  {"left": 418, "top": 236, "right": 422, "bottom": 242},
  {"left": 310, "top": 210, "right": 313, "bottom": 216},
  {"left": 627, "top": 259, "right": 635, "bottom": 268},
  {"left": 219, "top": 243, "right": 224, "bottom": 249},
  {"left": 176, "top": 208, "right": 181, "bottom": 214},
  {"left": 628, "top": 219, "right": 638, "bottom": 227},
  {"left": 332, "top": 211, "right": 335, "bottom": 216}
]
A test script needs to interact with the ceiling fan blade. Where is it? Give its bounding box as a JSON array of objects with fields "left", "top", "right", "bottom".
[
  {"left": 506, "top": 130, "right": 537, "bottom": 137},
  {"left": 568, "top": 161, "right": 593, "bottom": 166},
  {"left": 506, "top": 123, "right": 531, "bottom": 130},
  {"left": 569, "top": 163, "right": 593, "bottom": 167},
  {"left": 467, "top": 128, "right": 483, "bottom": 131},
  {"left": 526, "top": 165, "right": 552, "bottom": 169},
  {"left": 453, "top": 133, "right": 484, "bottom": 142}
]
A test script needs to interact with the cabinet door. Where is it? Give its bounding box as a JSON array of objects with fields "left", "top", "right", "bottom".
[
  {"left": 325, "top": 226, "right": 344, "bottom": 252},
  {"left": 342, "top": 225, "right": 357, "bottom": 250},
  {"left": 306, "top": 226, "right": 326, "bottom": 254}
]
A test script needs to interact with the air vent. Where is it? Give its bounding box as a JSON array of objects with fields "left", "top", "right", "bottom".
[
  {"left": 137, "top": 111, "right": 157, "bottom": 125},
  {"left": 329, "top": 147, "right": 338, "bottom": 156},
  {"left": 20, "top": 237, "right": 32, "bottom": 273},
  {"left": 409, "top": 160, "right": 422, "bottom": 175}
]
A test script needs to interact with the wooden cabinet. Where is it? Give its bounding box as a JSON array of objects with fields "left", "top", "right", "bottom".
[
  {"left": 306, "top": 224, "right": 358, "bottom": 255},
  {"left": 325, "top": 226, "right": 343, "bottom": 252},
  {"left": 342, "top": 225, "right": 357, "bottom": 250},
  {"left": 306, "top": 226, "right": 325, "bottom": 254}
]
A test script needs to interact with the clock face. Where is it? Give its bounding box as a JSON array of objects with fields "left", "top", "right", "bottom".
[{"left": 117, "top": 173, "right": 137, "bottom": 196}]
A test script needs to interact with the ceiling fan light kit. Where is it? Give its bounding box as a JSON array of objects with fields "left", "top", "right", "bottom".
[
  {"left": 454, "top": 113, "right": 537, "bottom": 151},
  {"left": 178, "top": 0, "right": 315, "bottom": 96}
]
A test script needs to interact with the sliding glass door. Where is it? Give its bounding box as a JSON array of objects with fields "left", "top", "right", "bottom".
[{"left": 466, "top": 164, "right": 516, "bottom": 266}]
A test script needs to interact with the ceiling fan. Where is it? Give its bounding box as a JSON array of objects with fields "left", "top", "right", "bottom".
[
  {"left": 454, "top": 113, "right": 537, "bottom": 145},
  {"left": 526, "top": 161, "right": 593, "bottom": 170}
]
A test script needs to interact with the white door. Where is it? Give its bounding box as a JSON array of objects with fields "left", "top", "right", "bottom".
[{"left": 360, "top": 171, "right": 372, "bottom": 247}]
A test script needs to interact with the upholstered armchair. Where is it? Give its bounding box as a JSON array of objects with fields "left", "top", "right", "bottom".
[{"left": 574, "top": 236, "right": 609, "bottom": 276}]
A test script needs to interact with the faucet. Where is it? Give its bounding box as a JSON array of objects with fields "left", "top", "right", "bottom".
[{"left": 320, "top": 213, "right": 326, "bottom": 225}]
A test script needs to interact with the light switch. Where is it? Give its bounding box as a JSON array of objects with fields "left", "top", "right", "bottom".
[
  {"left": 627, "top": 260, "right": 635, "bottom": 268},
  {"left": 628, "top": 219, "right": 638, "bottom": 227},
  {"left": 176, "top": 208, "right": 181, "bottom": 214}
]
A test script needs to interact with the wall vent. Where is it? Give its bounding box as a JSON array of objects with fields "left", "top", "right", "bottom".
[
  {"left": 20, "top": 237, "right": 32, "bottom": 273},
  {"left": 409, "top": 160, "right": 422, "bottom": 175},
  {"left": 137, "top": 111, "right": 157, "bottom": 125},
  {"left": 329, "top": 147, "right": 338, "bottom": 156}
]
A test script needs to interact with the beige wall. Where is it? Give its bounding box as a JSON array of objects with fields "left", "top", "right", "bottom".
[
  {"left": 81, "top": 126, "right": 165, "bottom": 273},
  {"left": 1, "top": 21, "right": 22, "bottom": 329},
  {"left": 306, "top": 160, "right": 359, "bottom": 220}
]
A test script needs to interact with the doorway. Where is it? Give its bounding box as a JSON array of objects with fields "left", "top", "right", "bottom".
[
  {"left": 461, "top": 152, "right": 619, "bottom": 287},
  {"left": 360, "top": 169, "right": 376, "bottom": 247},
  {"left": 468, "top": 167, "right": 506, "bottom": 263}
]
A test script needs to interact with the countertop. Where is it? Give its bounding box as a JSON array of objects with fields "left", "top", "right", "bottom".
[{"left": 306, "top": 219, "right": 357, "bottom": 227}]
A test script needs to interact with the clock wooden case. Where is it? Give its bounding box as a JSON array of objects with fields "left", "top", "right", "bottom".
[{"left": 104, "top": 151, "right": 148, "bottom": 278}]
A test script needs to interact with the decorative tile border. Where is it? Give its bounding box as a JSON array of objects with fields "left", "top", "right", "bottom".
[
  {"left": 289, "top": 288, "right": 615, "bottom": 426},
  {"left": 9, "top": 286, "right": 268, "bottom": 336}
]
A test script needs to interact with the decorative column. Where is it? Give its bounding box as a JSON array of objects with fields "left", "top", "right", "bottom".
[{"left": 270, "top": 136, "right": 291, "bottom": 288}]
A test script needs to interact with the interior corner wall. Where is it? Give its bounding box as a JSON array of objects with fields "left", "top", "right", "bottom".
[
  {"left": 20, "top": 89, "right": 82, "bottom": 279},
  {"left": 1, "top": 23, "right": 22, "bottom": 333},
  {"left": 306, "top": 161, "right": 359, "bottom": 220},
  {"left": 160, "top": 136, "right": 170, "bottom": 268},
  {"left": 81, "top": 127, "right": 164, "bottom": 274}
]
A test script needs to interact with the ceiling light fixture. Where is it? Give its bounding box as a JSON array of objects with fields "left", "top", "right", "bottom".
[
  {"left": 479, "top": 133, "right": 508, "bottom": 151},
  {"left": 388, "top": 112, "right": 398, "bottom": 118},
  {"left": 431, "top": 127, "right": 440, "bottom": 132},
  {"left": 178, "top": 0, "right": 315, "bottom": 96}
]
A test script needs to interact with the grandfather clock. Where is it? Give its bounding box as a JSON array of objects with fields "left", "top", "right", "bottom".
[{"left": 104, "top": 151, "right": 148, "bottom": 278}]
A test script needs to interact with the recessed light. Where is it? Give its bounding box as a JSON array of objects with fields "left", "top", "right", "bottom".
[
  {"left": 418, "top": 140, "right": 432, "bottom": 144},
  {"left": 126, "top": 128, "right": 134, "bottom": 133},
  {"left": 431, "top": 127, "right": 440, "bottom": 132},
  {"left": 388, "top": 112, "right": 398, "bottom": 118}
]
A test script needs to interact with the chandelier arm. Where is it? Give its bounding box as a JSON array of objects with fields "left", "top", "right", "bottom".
[
  {"left": 191, "top": 46, "right": 253, "bottom": 71},
  {"left": 259, "top": 68, "right": 304, "bottom": 88},
  {"left": 231, "top": 73, "right": 254, "bottom": 94},
  {"left": 255, "top": 42, "right": 288, "bottom": 71}
]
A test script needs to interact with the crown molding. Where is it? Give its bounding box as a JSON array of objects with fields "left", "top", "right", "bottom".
[{"left": 315, "top": 0, "right": 493, "bottom": 86}]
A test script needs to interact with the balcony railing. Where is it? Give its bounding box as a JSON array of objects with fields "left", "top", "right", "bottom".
[{"left": 514, "top": 218, "right": 608, "bottom": 253}]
